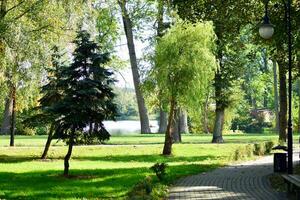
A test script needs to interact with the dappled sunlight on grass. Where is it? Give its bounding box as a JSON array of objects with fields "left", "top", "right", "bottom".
[{"left": 0, "top": 134, "right": 284, "bottom": 199}]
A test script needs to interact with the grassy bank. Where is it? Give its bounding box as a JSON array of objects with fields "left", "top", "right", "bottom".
[{"left": 0, "top": 134, "right": 283, "bottom": 199}]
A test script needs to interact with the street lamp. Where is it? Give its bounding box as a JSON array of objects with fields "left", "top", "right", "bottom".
[
  {"left": 259, "top": 0, "right": 293, "bottom": 174},
  {"left": 259, "top": 1, "right": 274, "bottom": 39}
]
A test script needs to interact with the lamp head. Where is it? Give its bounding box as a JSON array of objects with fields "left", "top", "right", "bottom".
[{"left": 259, "top": 15, "right": 274, "bottom": 39}]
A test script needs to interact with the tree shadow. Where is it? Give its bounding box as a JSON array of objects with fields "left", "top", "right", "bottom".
[
  {"left": 0, "top": 163, "right": 221, "bottom": 199},
  {"left": 72, "top": 154, "right": 221, "bottom": 163},
  {"left": 0, "top": 155, "right": 39, "bottom": 163}
]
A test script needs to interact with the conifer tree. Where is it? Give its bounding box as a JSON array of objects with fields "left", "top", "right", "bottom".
[{"left": 48, "top": 30, "right": 117, "bottom": 176}]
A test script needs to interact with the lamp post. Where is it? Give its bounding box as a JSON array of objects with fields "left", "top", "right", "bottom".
[{"left": 259, "top": 0, "right": 293, "bottom": 174}]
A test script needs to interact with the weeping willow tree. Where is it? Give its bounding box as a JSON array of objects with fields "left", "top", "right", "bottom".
[{"left": 150, "top": 20, "right": 217, "bottom": 155}]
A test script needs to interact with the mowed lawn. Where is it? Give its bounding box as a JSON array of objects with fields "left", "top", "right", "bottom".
[{"left": 0, "top": 134, "right": 282, "bottom": 199}]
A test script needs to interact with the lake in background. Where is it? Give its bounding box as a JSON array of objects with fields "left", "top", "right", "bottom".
[{"left": 103, "top": 120, "right": 159, "bottom": 135}]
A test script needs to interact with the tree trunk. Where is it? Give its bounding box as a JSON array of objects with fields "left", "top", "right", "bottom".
[
  {"left": 203, "top": 91, "right": 210, "bottom": 133},
  {"left": 64, "top": 128, "right": 75, "bottom": 176},
  {"left": 172, "top": 108, "right": 181, "bottom": 143},
  {"left": 9, "top": 86, "right": 16, "bottom": 147},
  {"left": 277, "top": 59, "right": 287, "bottom": 142},
  {"left": 179, "top": 109, "right": 188, "bottom": 134},
  {"left": 41, "top": 125, "right": 54, "bottom": 159},
  {"left": 156, "top": 0, "right": 168, "bottom": 134},
  {"left": 272, "top": 59, "right": 279, "bottom": 133},
  {"left": 212, "top": 106, "right": 225, "bottom": 143},
  {"left": 1, "top": 93, "right": 13, "bottom": 135},
  {"left": 158, "top": 109, "right": 167, "bottom": 133},
  {"left": 118, "top": 0, "right": 151, "bottom": 134},
  {"left": 212, "top": 70, "right": 225, "bottom": 143},
  {"left": 163, "top": 99, "right": 176, "bottom": 155}
]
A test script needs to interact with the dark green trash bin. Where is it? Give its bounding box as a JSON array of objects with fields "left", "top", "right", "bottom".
[{"left": 273, "top": 153, "right": 287, "bottom": 173}]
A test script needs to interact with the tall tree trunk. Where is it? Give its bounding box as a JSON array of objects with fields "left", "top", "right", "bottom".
[
  {"left": 179, "top": 109, "right": 188, "bottom": 134},
  {"left": 9, "top": 86, "right": 16, "bottom": 147},
  {"left": 212, "top": 106, "right": 225, "bottom": 143},
  {"left": 41, "top": 125, "right": 54, "bottom": 159},
  {"left": 277, "top": 59, "right": 287, "bottom": 142},
  {"left": 203, "top": 91, "right": 210, "bottom": 133},
  {"left": 163, "top": 99, "right": 176, "bottom": 155},
  {"left": 64, "top": 128, "right": 75, "bottom": 176},
  {"left": 158, "top": 109, "right": 167, "bottom": 133},
  {"left": 272, "top": 59, "right": 279, "bottom": 133},
  {"left": 118, "top": 0, "right": 151, "bottom": 134},
  {"left": 156, "top": 0, "right": 168, "bottom": 134},
  {"left": 212, "top": 70, "right": 225, "bottom": 143},
  {"left": 1, "top": 93, "right": 13, "bottom": 135},
  {"left": 172, "top": 108, "right": 181, "bottom": 143}
]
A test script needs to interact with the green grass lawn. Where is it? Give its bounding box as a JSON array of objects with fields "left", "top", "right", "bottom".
[{"left": 0, "top": 133, "right": 290, "bottom": 199}]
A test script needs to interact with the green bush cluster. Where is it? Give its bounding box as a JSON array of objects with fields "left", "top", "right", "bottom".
[
  {"left": 150, "top": 163, "right": 168, "bottom": 181},
  {"left": 233, "top": 141, "right": 276, "bottom": 161},
  {"left": 127, "top": 176, "right": 168, "bottom": 200}
]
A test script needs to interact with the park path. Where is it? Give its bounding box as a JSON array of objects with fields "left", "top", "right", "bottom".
[{"left": 169, "top": 154, "right": 296, "bottom": 200}]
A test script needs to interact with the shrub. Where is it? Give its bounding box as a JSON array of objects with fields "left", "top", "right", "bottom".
[
  {"left": 35, "top": 126, "right": 48, "bottom": 135},
  {"left": 15, "top": 123, "right": 35, "bottom": 135},
  {"left": 233, "top": 146, "right": 246, "bottom": 161},
  {"left": 254, "top": 143, "right": 265, "bottom": 156},
  {"left": 233, "top": 145, "right": 254, "bottom": 161},
  {"left": 127, "top": 176, "right": 153, "bottom": 200},
  {"left": 245, "top": 144, "right": 254, "bottom": 157},
  {"left": 150, "top": 163, "right": 168, "bottom": 181},
  {"left": 265, "top": 141, "right": 276, "bottom": 154}
]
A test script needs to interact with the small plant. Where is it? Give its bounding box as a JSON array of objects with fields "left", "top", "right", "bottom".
[
  {"left": 254, "top": 142, "right": 265, "bottom": 156},
  {"left": 150, "top": 163, "right": 168, "bottom": 181},
  {"left": 127, "top": 176, "right": 153, "bottom": 199}
]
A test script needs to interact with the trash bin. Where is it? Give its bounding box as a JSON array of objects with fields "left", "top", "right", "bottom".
[{"left": 273, "top": 152, "right": 287, "bottom": 173}]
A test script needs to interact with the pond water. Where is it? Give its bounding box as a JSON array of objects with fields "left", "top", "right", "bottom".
[{"left": 103, "top": 120, "right": 159, "bottom": 135}]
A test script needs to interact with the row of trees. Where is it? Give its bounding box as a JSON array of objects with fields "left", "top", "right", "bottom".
[{"left": 1, "top": 0, "right": 300, "bottom": 159}]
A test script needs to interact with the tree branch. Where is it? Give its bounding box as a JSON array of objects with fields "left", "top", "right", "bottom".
[
  {"left": 13, "top": 0, "right": 45, "bottom": 22},
  {"left": 6, "top": 1, "right": 25, "bottom": 14}
]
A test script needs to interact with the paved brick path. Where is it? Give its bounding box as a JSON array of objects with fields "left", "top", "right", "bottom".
[{"left": 169, "top": 155, "right": 290, "bottom": 200}]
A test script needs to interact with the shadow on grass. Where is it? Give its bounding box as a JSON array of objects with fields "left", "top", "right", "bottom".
[
  {"left": 72, "top": 154, "right": 220, "bottom": 163},
  {"left": 0, "top": 163, "right": 220, "bottom": 199},
  {"left": 0, "top": 154, "right": 223, "bottom": 164},
  {"left": 0, "top": 155, "right": 40, "bottom": 163}
]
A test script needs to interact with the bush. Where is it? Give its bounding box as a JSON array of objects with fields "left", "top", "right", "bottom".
[
  {"left": 35, "top": 126, "right": 48, "bottom": 135},
  {"left": 15, "top": 123, "right": 35, "bottom": 136},
  {"left": 265, "top": 141, "right": 276, "bottom": 154},
  {"left": 254, "top": 143, "right": 265, "bottom": 156},
  {"left": 233, "top": 145, "right": 254, "bottom": 161},
  {"left": 127, "top": 176, "right": 153, "bottom": 200},
  {"left": 150, "top": 163, "right": 168, "bottom": 181},
  {"left": 245, "top": 144, "right": 254, "bottom": 157}
]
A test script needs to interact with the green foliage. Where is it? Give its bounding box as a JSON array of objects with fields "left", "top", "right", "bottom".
[
  {"left": 49, "top": 30, "right": 118, "bottom": 144},
  {"left": 113, "top": 87, "right": 139, "bottom": 120},
  {"left": 233, "top": 145, "right": 254, "bottom": 161},
  {"left": 265, "top": 141, "right": 276, "bottom": 154},
  {"left": 148, "top": 20, "right": 217, "bottom": 111},
  {"left": 15, "top": 124, "right": 35, "bottom": 136},
  {"left": 128, "top": 176, "right": 153, "bottom": 199},
  {"left": 253, "top": 143, "right": 266, "bottom": 156},
  {"left": 150, "top": 163, "right": 168, "bottom": 181}
]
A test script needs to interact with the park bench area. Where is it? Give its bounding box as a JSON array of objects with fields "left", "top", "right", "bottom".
[{"left": 282, "top": 174, "right": 300, "bottom": 199}]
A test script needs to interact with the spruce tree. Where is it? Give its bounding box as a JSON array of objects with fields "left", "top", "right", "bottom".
[{"left": 49, "top": 30, "right": 117, "bottom": 176}]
